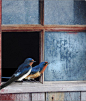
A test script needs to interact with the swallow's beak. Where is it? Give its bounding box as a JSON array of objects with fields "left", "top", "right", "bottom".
[
  {"left": 46, "top": 62, "right": 50, "bottom": 65},
  {"left": 33, "top": 61, "right": 36, "bottom": 62}
]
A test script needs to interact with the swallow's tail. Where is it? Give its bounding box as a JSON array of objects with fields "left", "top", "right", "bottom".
[{"left": 0, "top": 76, "right": 16, "bottom": 90}]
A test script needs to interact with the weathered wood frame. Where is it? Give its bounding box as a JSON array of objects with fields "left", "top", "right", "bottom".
[{"left": 1, "top": 0, "right": 86, "bottom": 94}]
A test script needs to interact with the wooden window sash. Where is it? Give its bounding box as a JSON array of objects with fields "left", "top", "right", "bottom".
[{"left": 1, "top": 25, "right": 86, "bottom": 32}]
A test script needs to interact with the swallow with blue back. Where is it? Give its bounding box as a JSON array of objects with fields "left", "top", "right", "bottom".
[{"left": 0, "top": 58, "right": 36, "bottom": 90}]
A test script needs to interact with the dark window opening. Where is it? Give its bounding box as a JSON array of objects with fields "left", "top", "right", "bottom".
[{"left": 2, "top": 32, "right": 40, "bottom": 82}]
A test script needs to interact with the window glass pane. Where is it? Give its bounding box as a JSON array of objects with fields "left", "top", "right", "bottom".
[
  {"left": 2, "top": 0, "right": 39, "bottom": 24},
  {"left": 44, "top": 32, "right": 86, "bottom": 81},
  {"left": 44, "top": 0, "right": 86, "bottom": 25}
]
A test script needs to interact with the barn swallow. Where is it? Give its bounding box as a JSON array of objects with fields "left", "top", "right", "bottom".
[
  {"left": 0, "top": 58, "right": 36, "bottom": 90},
  {"left": 25, "top": 61, "right": 49, "bottom": 80}
]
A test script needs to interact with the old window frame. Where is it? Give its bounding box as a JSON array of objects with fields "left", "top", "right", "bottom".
[{"left": 1, "top": 0, "right": 86, "bottom": 94}]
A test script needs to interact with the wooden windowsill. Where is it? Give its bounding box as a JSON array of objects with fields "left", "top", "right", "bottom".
[{"left": 0, "top": 81, "right": 86, "bottom": 94}]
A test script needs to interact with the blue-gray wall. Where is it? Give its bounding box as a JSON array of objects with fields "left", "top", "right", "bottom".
[
  {"left": 2, "top": 0, "right": 39, "bottom": 24},
  {"left": 44, "top": 32, "right": 86, "bottom": 81},
  {"left": 44, "top": 0, "right": 86, "bottom": 25}
]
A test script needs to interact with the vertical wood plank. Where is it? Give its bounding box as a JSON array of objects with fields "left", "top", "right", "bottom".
[
  {"left": 46, "top": 92, "right": 64, "bottom": 101},
  {"left": 0, "top": 94, "right": 16, "bottom": 101},
  {"left": 64, "top": 92, "right": 80, "bottom": 101},
  {"left": 14, "top": 93, "right": 31, "bottom": 101},
  {"left": 46, "top": 92, "right": 81, "bottom": 101},
  {"left": 0, "top": 93, "right": 31, "bottom": 101},
  {"left": 32, "top": 93, "right": 45, "bottom": 101},
  {"left": 0, "top": 94, "right": 1, "bottom": 101},
  {"left": 0, "top": 0, "right": 1, "bottom": 84},
  {"left": 81, "top": 92, "right": 86, "bottom": 101}
]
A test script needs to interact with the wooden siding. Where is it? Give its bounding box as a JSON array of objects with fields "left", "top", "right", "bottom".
[
  {"left": 32, "top": 93, "right": 45, "bottom": 101},
  {"left": 81, "top": 92, "right": 86, "bottom": 101},
  {"left": 46, "top": 92, "right": 80, "bottom": 101},
  {"left": 1, "top": 92, "right": 86, "bottom": 101},
  {"left": 0, "top": 93, "right": 31, "bottom": 101}
]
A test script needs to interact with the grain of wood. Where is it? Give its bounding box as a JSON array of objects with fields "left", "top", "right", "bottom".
[
  {"left": 2, "top": 25, "right": 86, "bottom": 32},
  {"left": 14, "top": 93, "right": 31, "bottom": 101},
  {"left": 1, "top": 82, "right": 86, "bottom": 93},
  {"left": 64, "top": 92, "right": 80, "bottom": 101},
  {"left": 32, "top": 93, "right": 45, "bottom": 101},
  {"left": 46, "top": 92, "right": 64, "bottom": 101},
  {"left": 0, "top": 94, "right": 15, "bottom": 101},
  {"left": 81, "top": 92, "right": 86, "bottom": 101}
]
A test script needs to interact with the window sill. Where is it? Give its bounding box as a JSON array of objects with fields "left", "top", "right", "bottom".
[{"left": 0, "top": 81, "right": 86, "bottom": 94}]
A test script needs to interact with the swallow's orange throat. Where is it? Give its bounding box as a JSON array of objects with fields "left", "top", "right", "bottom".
[{"left": 40, "top": 64, "right": 48, "bottom": 74}]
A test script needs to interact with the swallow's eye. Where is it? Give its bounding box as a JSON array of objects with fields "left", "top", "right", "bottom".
[
  {"left": 29, "top": 60, "right": 32, "bottom": 62},
  {"left": 44, "top": 63, "right": 47, "bottom": 65}
]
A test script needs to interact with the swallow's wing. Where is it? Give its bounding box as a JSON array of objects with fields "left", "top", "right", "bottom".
[
  {"left": 31, "top": 65, "right": 40, "bottom": 74},
  {"left": 0, "top": 65, "right": 31, "bottom": 90},
  {"left": 14, "top": 63, "right": 25, "bottom": 74}
]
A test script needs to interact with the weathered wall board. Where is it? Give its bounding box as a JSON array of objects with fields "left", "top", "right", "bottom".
[
  {"left": 46, "top": 92, "right": 64, "bottom": 101},
  {"left": 46, "top": 92, "right": 80, "bottom": 101},
  {"left": 32, "top": 93, "right": 45, "bottom": 101},
  {"left": 81, "top": 92, "right": 86, "bottom": 101},
  {"left": 44, "top": 32, "right": 86, "bottom": 81},
  {"left": 64, "top": 92, "right": 80, "bottom": 101},
  {"left": 0, "top": 93, "right": 32, "bottom": 101}
]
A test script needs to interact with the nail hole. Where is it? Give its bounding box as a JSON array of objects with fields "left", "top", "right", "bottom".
[{"left": 52, "top": 97, "right": 54, "bottom": 100}]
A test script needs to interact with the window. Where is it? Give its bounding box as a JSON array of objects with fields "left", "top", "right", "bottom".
[
  {"left": 1, "top": 0, "right": 86, "bottom": 93},
  {"left": 2, "top": 32, "right": 40, "bottom": 82}
]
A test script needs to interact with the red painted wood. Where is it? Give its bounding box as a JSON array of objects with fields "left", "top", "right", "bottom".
[
  {"left": 0, "top": 93, "right": 32, "bottom": 101},
  {"left": 0, "top": 94, "right": 15, "bottom": 101},
  {"left": 0, "top": 0, "right": 1, "bottom": 84}
]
